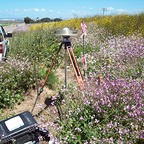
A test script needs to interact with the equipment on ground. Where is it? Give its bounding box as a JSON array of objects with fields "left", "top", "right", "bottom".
[{"left": 0, "top": 111, "right": 50, "bottom": 144}]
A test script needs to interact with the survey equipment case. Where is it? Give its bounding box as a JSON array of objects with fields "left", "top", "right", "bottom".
[{"left": 0, "top": 111, "right": 41, "bottom": 144}]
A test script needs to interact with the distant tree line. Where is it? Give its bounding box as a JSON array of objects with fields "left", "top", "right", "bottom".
[{"left": 24, "top": 17, "right": 62, "bottom": 24}]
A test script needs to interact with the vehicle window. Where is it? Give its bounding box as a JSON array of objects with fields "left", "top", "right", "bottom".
[
  {"left": 0, "top": 27, "right": 3, "bottom": 42},
  {"left": 1, "top": 26, "right": 6, "bottom": 38},
  {"left": 0, "top": 34, "right": 3, "bottom": 42}
]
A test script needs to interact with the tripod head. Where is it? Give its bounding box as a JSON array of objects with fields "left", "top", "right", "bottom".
[
  {"left": 55, "top": 27, "right": 77, "bottom": 38},
  {"left": 55, "top": 27, "right": 77, "bottom": 48}
]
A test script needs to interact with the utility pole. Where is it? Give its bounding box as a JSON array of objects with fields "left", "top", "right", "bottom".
[{"left": 102, "top": 8, "right": 107, "bottom": 16}]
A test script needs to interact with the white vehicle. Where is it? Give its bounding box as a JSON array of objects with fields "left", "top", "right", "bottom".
[{"left": 0, "top": 25, "right": 12, "bottom": 61}]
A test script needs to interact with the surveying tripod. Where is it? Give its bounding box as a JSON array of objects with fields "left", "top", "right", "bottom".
[{"left": 41, "top": 35, "right": 84, "bottom": 91}]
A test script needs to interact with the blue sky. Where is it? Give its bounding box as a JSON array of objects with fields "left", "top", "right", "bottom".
[{"left": 0, "top": 0, "right": 144, "bottom": 20}]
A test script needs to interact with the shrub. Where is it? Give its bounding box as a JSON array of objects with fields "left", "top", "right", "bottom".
[
  {"left": 38, "top": 65, "right": 58, "bottom": 90},
  {"left": 10, "top": 28, "right": 61, "bottom": 67},
  {"left": 9, "top": 28, "right": 61, "bottom": 94},
  {"left": 0, "top": 58, "right": 34, "bottom": 108}
]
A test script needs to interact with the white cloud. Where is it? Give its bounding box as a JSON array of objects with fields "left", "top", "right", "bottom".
[
  {"left": 57, "top": 11, "right": 61, "bottom": 14},
  {"left": 14, "top": 9, "right": 19, "bottom": 12},
  {"left": 72, "top": 10, "right": 76, "bottom": 13},
  {"left": 23, "top": 9, "right": 31, "bottom": 12},
  {"left": 33, "top": 8, "right": 40, "bottom": 12},
  {"left": 22, "top": 8, "right": 46, "bottom": 12},
  {"left": 107, "top": 7, "right": 114, "bottom": 11},
  {"left": 33, "top": 8, "right": 46, "bottom": 12},
  {"left": 117, "top": 9, "right": 128, "bottom": 14},
  {"left": 49, "top": 9, "right": 54, "bottom": 13},
  {"left": 6, "top": 10, "right": 10, "bottom": 12},
  {"left": 41, "top": 8, "right": 46, "bottom": 12},
  {"left": 89, "top": 7, "right": 93, "bottom": 10},
  {"left": 134, "top": 9, "right": 144, "bottom": 14}
]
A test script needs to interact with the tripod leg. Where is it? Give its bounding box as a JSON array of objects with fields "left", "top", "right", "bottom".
[
  {"left": 66, "top": 46, "right": 84, "bottom": 90},
  {"left": 64, "top": 48, "right": 67, "bottom": 88},
  {"left": 42, "top": 43, "right": 63, "bottom": 88},
  {"left": 69, "top": 47, "right": 83, "bottom": 77}
]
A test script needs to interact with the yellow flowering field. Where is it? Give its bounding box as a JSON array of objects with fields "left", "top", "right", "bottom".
[{"left": 29, "top": 13, "right": 144, "bottom": 36}]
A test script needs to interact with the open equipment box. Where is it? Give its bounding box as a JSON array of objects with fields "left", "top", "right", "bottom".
[{"left": 0, "top": 111, "right": 50, "bottom": 144}]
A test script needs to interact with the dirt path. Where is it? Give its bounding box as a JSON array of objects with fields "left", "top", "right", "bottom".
[
  {"left": 11, "top": 87, "right": 56, "bottom": 115},
  {"left": 4, "top": 23, "right": 29, "bottom": 33}
]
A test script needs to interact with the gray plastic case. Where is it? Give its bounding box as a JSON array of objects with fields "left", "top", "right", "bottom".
[{"left": 0, "top": 111, "right": 38, "bottom": 144}]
